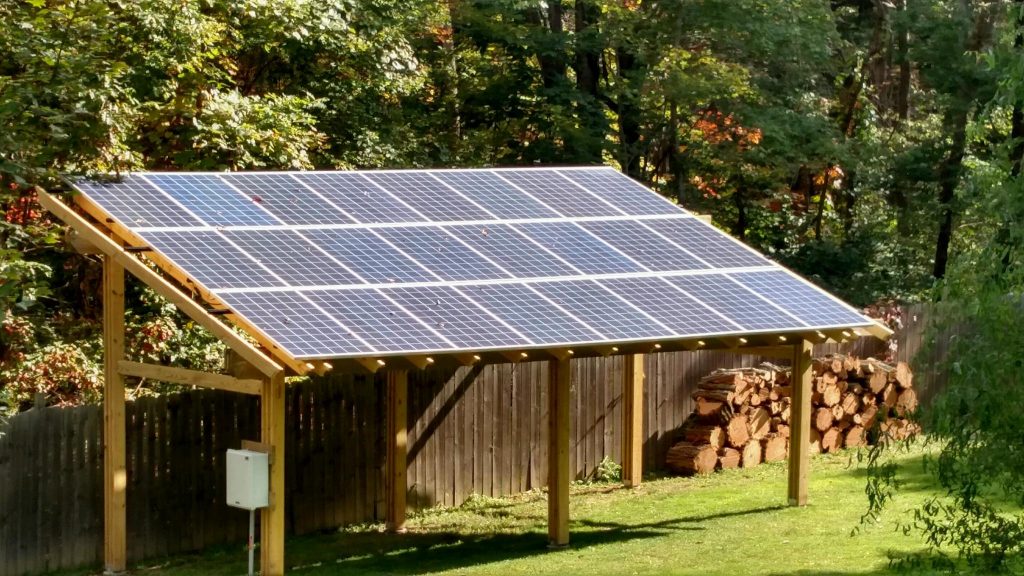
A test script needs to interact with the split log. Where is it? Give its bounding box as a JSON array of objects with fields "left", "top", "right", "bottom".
[
  {"left": 666, "top": 442, "right": 718, "bottom": 475},
  {"left": 848, "top": 382, "right": 864, "bottom": 396},
  {"left": 696, "top": 397, "right": 725, "bottom": 418},
  {"left": 693, "top": 389, "right": 733, "bottom": 404},
  {"left": 896, "top": 388, "right": 918, "bottom": 416},
  {"left": 732, "top": 388, "right": 753, "bottom": 406},
  {"left": 776, "top": 423, "right": 791, "bottom": 439},
  {"left": 699, "top": 373, "right": 750, "bottom": 393},
  {"left": 684, "top": 425, "right": 725, "bottom": 451},
  {"left": 809, "top": 428, "right": 822, "bottom": 454},
  {"left": 822, "top": 383, "right": 842, "bottom": 407},
  {"left": 726, "top": 415, "right": 750, "bottom": 448},
  {"left": 882, "top": 384, "right": 898, "bottom": 408},
  {"left": 748, "top": 407, "right": 771, "bottom": 440},
  {"left": 845, "top": 425, "right": 866, "bottom": 448},
  {"left": 757, "top": 387, "right": 771, "bottom": 405},
  {"left": 769, "top": 386, "right": 791, "bottom": 401},
  {"left": 763, "top": 435, "right": 787, "bottom": 462},
  {"left": 821, "top": 427, "right": 844, "bottom": 453},
  {"left": 741, "top": 440, "right": 762, "bottom": 468},
  {"left": 748, "top": 389, "right": 763, "bottom": 406},
  {"left": 719, "top": 447, "right": 741, "bottom": 469},
  {"left": 814, "top": 407, "right": 834, "bottom": 432},
  {"left": 830, "top": 404, "right": 845, "bottom": 422},
  {"left": 895, "top": 362, "right": 913, "bottom": 389},
  {"left": 841, "top": 392, "right": 860, "bottom": 416},
  {"left": 869, "top": 370, "right": 888, "bottom": 395}
]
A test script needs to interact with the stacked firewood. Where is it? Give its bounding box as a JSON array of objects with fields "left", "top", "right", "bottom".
[{"left": 665, "top": 355, "right": 919, "bottom": 476}]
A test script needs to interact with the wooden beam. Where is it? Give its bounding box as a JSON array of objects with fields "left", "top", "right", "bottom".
[
  {"left": 37, "top": 190, "right": 287, "bottom": 378},
  {"left": 103, "top": 257, "right": 127, "bottom": 573},
  {"left": 788, "top": 340, "right": 813, "bottom": 506},
  {"left": 117, "top": 361, "right": 262, "bottom": 395},
  {"left": 547, "top": 357, "right": 571, "bottom": 548},
  {"left": 260, "top": 372, "right": 286, "bottom": 576},
  {"left": 732, "top": 345, "right": 793, "bottom": 359},
  {"left": 386, "top": 371, "right": 408, "bottom": 533},
  {"left": 621, "top": 355, "right": 644, "bottom": 488}
]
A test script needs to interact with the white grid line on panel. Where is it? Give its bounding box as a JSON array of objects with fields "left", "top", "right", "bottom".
[
  {"left": 368, "top": 288, "right": 460, "bottom": 349},
  {"left": 213, "top": 175, "right": 291, "bottom": 225},
  {"left": 654, "top": 277, "right": 748, "bottom": 332},
  {"left": 555, "top": 168, "right": 684, "bottom": 214},
  {"left": 210, "top": 265, "right": 782, "bottom": 294},
  {"left": 424, "top": 172, "right": 504, "bottom": 220},
  {"left": 719, "top": 274, "right": 813, "bottom": 327},
  {"left": 551, "top": 170, "right": 644, "bottom": 215},
  {"left": 285, "top": 173, "right": 363, "bottom": 223}
]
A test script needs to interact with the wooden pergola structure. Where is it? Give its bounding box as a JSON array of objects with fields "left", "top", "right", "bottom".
[{"left": 38, "top": 187, "right": 890, "bottom": 575}]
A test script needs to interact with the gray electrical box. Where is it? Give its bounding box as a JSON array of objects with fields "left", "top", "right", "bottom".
[{"left": 226, "top": 449, "right": 269, "bottom": 510}]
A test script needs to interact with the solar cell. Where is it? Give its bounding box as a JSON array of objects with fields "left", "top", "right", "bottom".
[
  {"left": 557, "top": 168, "right": 681, "bottom": 215},
  {"left": 72, "top": 176, "right": 203, "bottom": 228},
  {"left": 444, "top": 224, "right": 580, "bottom": 278},
  {"left": 363, "top": 172, "right": 495, "bottom": 222},
  {"left": 373, "top": 227, "right": 512, "bottom": 281},
  {"left": 514, "top": 222, "right": 644, "bottom": 274},
  {"left": 221, "top": 229, "right": 364, "bottom": 287},
  {"left": 217, "top": 290, "right": 373, "bottom": 357},
  {"left": 383, "top": 285, "right": 532, "bottom": 349},
  {"left": 138, "top": 230, "right": 285, "bottom": 289},
  {"left": 304, "top": 229, "right": 436, "bottom": 284},
  {"left": 598, "top": 277, "right": 740, "bottom": 335},
  {"left": 294, "top": 172, "right": 427, "bottom": 223},
  {"left": 305, "top": 289, "right": 455, "bottom": 353},
  {"left": 496, "top": 170, "right": 623, "bottom": 217},
  {"left": 432, "top": 171, "right": 561, "bottom": 219},
  {"left": 731, "top": 270, "right": 868, "bottom": 328},
  {"left": 144, "top": 174, "right": 280, "bottom": 226},
  {"left": 221, "top": 173, "right": 355, "bottom": 225},
  {"left": 642, "top": 217, "right": 772, "bottom": 268},
  {"left": 578, "top": 220, "right": 710, "bottom": 271},
  {"left": 666, "top": 274, "right": 804, "bottom": 331},
  {"left": 458, "top": 283, "right": 604, "bottom": 344},
  {"left": 531, "top": 280, "right": 675, "bottom": 341}
]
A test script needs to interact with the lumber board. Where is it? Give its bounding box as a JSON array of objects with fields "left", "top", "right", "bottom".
[{"left": 118, "top": 361, "right": 262, "bottom": 395}]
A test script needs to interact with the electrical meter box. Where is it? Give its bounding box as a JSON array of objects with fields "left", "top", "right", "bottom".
[{"left": 226, "top": 449, "right": 269, "bottom": 510}]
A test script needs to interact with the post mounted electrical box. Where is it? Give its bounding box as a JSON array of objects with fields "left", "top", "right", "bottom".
[{"left": 226, "top": 449, "right": 269, "bottom": 510}]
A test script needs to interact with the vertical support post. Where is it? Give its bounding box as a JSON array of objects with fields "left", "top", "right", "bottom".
[
  {"left": 621, "top": 355, "right": 644, "bottom": 488},
  {"left": 260, "top": 372, "right": 286, "bottom": 575},
  {"left": 547, "top": 357, "right": 571, "bottom": 548},
  {"left": 103, "top": 257, "right": 127, "bottom": 573},
  {"left": 788, "top": 339, "right": 813, "bottom": 506},
  {"left": 386, "top": 370, "right": 408, "bottom": 533}
]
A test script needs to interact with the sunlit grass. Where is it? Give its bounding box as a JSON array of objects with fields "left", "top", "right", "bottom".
[{"left": 78, "top": 446, "right": 962, "bottom": 575}]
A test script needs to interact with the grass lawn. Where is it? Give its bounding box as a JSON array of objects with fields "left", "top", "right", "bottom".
[{"left": 102, "top": 448, "right": 957, "bottom": 576}]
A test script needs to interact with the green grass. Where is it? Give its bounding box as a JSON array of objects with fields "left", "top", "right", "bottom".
[{"left": 103, "top": 449, "right": 959, "bottom": 576}]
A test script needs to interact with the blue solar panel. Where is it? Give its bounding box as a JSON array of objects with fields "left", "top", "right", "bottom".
[
  {"left": 666, "top": 274, "right": 804, "bottom": 331},
  {"left": 496, "top": 170, "right": 623, "bottom": 217},
  {"left": 304, "top": 229, "right": 436, "bottom": 284},
  {"left": 72, "top": 176, "right": 203, "bottom": 228},
  {"left": 578, "top": 220, "right": 710, "bottom": 272},
  {"left": 445, "top": 224, "right": 580, "bottom": 278},
  {"left": 217, "top": 290, "right": 373, "bottom": 357},
  {"left": 432, "top": 171, "right": 561, "bottom": 219},
  {"left": 514, "top": 222, "right": 644, "bottom": 274},
  {"left": 642, "top": 217, "right": 772, "bottom": 268},
  {"left": 305, "top": 289, "right": 455, "bottom": 353},
  {"left": 373, "top": 227, "right": 511, "bottom": 281},
  {"left": 458, "top": 283, "right": 604, "bottom": 345},
  {"left": 383, "top": 285, "right": 531, "bottom": 349},
  {"left": 557, "top": 168, "right": 681, "bottom": 215},
  {"left": 731, "top": 270, "right": 868, "bottom": 328},
  {"left": 222, "top": 229, "right": 364, "bottom": 287},
  {"left": 221, "top": 173, "right": 355, "bottom": 225},
  {"left": 66, "top": 167, "right": 876, "bottom": 360},
  {"left": 294, "top": 172, "right": 428, "bottom": 224},
  {"left": 531, "top": 280, "right": 675, "bottom": 341},
  {"left": 363, "top": 172, "right": 495, "bottom": 222},
  {"left": 145, "top": 174, "right": 280, "bottom": 226},
  {"left": 598, "top": 277, "right": 740, "bottom": 335},
  {"left": 138, "top": 230, "right": 285, "bottom": 290}
]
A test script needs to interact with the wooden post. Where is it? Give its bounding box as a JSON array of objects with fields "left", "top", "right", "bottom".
[
  {"left": 103, "top": 257, "right": 127, "bottom": 573},
  {"left": 622, "top": 355, "right": 644, "bottom": 487},
  {"left": 547, "top": 357, "right": 571, "bottom": 547},
  {"left": 788, "top": 339, "right": 812, "bottom": 506},
  {"left": 260, "top": 372, "right": 286, "bottom": 575},
  {"left": 386, "top": 370, "right": 408, "bottom": 533}
]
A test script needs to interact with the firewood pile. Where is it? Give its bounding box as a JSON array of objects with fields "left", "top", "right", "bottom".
[{"left": 666, "top": 355, "right": 919, "bottom": 476}]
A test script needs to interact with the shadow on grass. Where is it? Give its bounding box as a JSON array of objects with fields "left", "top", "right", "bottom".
[{"left": 277, "top": 504, "right": 790, "bottom": 575}]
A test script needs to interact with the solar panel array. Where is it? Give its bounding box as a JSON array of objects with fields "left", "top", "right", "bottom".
[{"left": 73, "top": 167, "right": 873, "bottom": 360}]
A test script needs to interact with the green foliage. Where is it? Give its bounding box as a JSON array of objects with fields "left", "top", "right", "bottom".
[{"left": 589, "top": 456, "right": 622, "bottom": 484}]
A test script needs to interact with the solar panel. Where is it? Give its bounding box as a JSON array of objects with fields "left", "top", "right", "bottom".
[{"left": 67, "top": 167, "right": 876, "bottom": 360}]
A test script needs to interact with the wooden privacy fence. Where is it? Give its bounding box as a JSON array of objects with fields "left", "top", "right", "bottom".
[{"left": 1, "top": 306, "right": 943, "bottom": 576}]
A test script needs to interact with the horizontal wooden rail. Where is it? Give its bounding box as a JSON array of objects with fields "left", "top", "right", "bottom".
[{"left": 118, "top": 361, "right": 263, "bottom": 396}]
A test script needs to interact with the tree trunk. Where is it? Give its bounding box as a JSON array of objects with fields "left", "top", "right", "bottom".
[
  {"left": 616, "top": 47, "right": 643, "bottom": 179},
  {"left": 573, "top": 0, "right": 606, "bottom": 163},
  {"left": 932, "top": 107, "right": 970, "bottom": 279}
]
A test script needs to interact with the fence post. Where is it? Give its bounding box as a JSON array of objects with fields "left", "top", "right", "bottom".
[
  {"left": 788, "top": 340, "right": 812, "bottom": 506},
  {"left": 622, "top": 355, "right": 644, "bottom": 487},
  {"left": 260, "top": 372, "right": 286, "bottom": 575},
  {"left": 547, "top": 357, "right": 571, "bottom": 547},
  {"left": 103, "top": 256, "right": 127, "bottom": 573}
]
